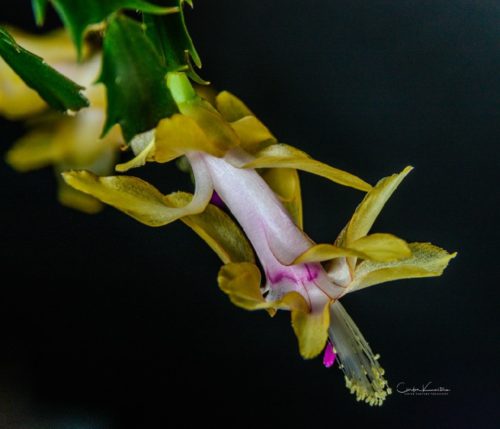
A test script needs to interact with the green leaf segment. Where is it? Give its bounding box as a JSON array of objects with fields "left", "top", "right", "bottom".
[
  {"left": 144, "top": 0, "right": 206, "bottom": 83},
  {"left": 32, "top": 0, "right": 178, "bottom": 58},
  {"left": 29, "top": 0, "right": 203, "bottom": 141},
  {"left": 98, "top": 14, "right": 178, "bottom": 141},
  {"left": 0, "top": 26, "right": 89, "bottom": 112}
]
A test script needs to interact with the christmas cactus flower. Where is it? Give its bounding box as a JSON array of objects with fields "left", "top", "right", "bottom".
[
  {"left": 293, "top": 166, "right": 456, "bottom": 404},
  {"left": 215, "top": 163, "right": 455, "bottom": 406},
  {"left": 1, "top": 28, "right": 123, "bottom": 213},
  {"left": 63, "top": 72, "right": 455, "bottom": 405}
]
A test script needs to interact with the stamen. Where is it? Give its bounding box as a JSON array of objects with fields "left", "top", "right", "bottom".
[{"left": 328, "top": 301, "right": 391, "bottom": 406}]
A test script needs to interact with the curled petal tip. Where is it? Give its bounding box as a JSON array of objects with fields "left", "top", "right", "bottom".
[
  {"left": 61, "top": 169, "right": 81, "bottom": 182},
  {"left": 292, "top": 303, "right": 330, "bottom": 360}
]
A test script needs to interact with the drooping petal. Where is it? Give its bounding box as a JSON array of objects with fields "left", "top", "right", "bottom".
[
  {"left": 350, "top": 242, "right": 457, "bottom": 292},
  {"left": 240, "top": 144, "right": 372, "bottom": 192},
  {"left": 328, "top": 301, "right": 391, "bottom": 406},
  {"left": 62, "top": 171, "right": 187, "bottom": 225},
  {"left": 261, "top": 168, "right": 303, "bottom": 229},
  {"left": 291, "top": 298, "right": 330, "bottom": 359},
  {"left": 215, "top": 90, "right": 254, "bottom": 122},
  {"left": 9, "top": 95, "right": 118, "bottom": 174},
  {"left": 342, "top": 166, "right": 413, "bottom": 246},
  {"left": 295, "top": 233, "right": 411, "bottom": 264},
  {"left": 63, "top": 153, "right": 213, "bottom": 226},
  {"left": 0, "top": 65, "right": 47, "bottom": 119},
  {"left": 8, "top": 108, "right": 115, "bottom": 175},
  {"left": 218, "top": 262, "right": 268, "bottom": 310},
  {"left": 54, "top": 144, "right": 116, "bottom": 214},
  {"left": 56, "top": 175, "right": 103, "bottom": 214},
  {"left": 53, "top": 107, "right": 114, "bottom": 165},
  {"left": 217, "top": 262, "right": 308, "bottom": 313},
  {"left": 5, "top": 129, "right": 60, "bottom": 171},
  {"left": 165, "top": 192, "right": 255, "bottom": 264}
]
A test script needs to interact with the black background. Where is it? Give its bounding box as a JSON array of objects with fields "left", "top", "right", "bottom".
[{"left": 0, "top": 1, "right": 498, "bottom": 428}]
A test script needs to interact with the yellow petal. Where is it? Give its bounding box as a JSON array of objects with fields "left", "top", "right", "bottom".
[
  {"left": 291, "top": 301, "right": 330, "bottom": 359},
  {"left": 115, "top": 138, "right": 156, "bottom": 172},
  {"left": 56, "top": 176, "right": 103, "bottom": 214},
  {"left": 117, "top": 113, "right": 230, "bottom": 172},
  {"left": 218, "top": 262, "right": 267, "bottom": 310},
  {"left": 217, "top": 262, "right": 308, "bottom": 314},
  {"left": 215, "top": 91, "right": 274, "bottom": 152},
  {"left": 178, "top": 99, "right": 240, "bottom": 152},
  {"left": 7, "top": 98, "right": 120, "bottom": 170},
  {"left": 295, "top": 233, "right": 411, "bottom": 264},
  {"left": 276, "top": 292, "right": 309, "bottom": 313},
  {"left": 343, "top": 166, "right": 413, "bottom": 246},
  {"left": 243, "top": 144, "right": 372, "bottom": 192},
  {"left": 155, "top": 113, "right": 226, "bottom": 159},
  {"left": 215, "top": 91, "right": 254, "bottom": 122},
  {"left": 350, "top": 242, "right": 457, "bottom": 292},
  {"left": 55, "top": 150, "right": 115, "bottom": 214},
  {"left": 62, "top": 171, "right": 211, "bottom": 226},
  {"left": 294, "top": 244, "right": 361, "bottom": 264},
  {"left": 52, "top": 108, "right": 110, "bottom": 165},
  {"left": 165, "top": 192, "right": 255, "bottom": 264},
  {"left": 0, "top": 65, "right": 46, "bottom": 119},
  {"left": 5, "top": 129, "right": 60, "bottom": 171},
  {"left": 230, "top": 115, "right": 276, "bottom": 153},
  {"left": 261, "top": 168, "right": 303, "bottom": 229},
  {"left": 349, "top": 233, "right": 412, "bottom": 261}
]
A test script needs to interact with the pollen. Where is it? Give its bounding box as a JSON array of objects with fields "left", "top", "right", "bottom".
[{"left": 329, "top": 301, "right": 392, "bottom": 406}]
